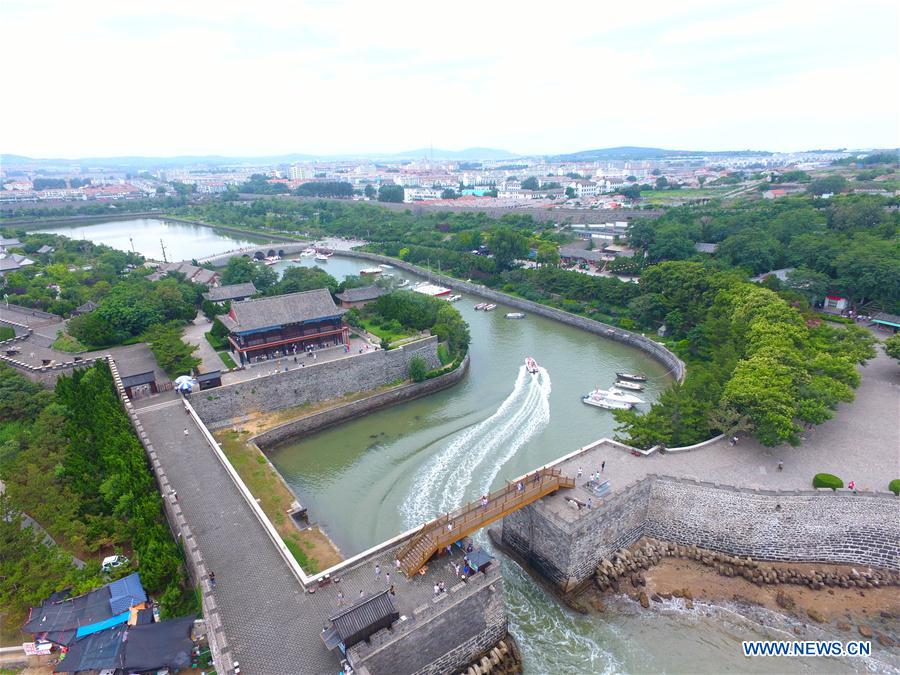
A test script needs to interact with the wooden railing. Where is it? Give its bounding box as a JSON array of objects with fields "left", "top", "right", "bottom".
[{"left": 397, "top": 467, "right": 575, "bottom": 577}]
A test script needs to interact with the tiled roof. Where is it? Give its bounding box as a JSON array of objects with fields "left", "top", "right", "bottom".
[
  {"left": 203, "top": 282, "right": 258, "bottom": 302},
  {"left": 335, "top": 285, "right": 389, "bottom": 303},
  {"left": 221, "top": 288, "right": 345, "bottom": 333}
]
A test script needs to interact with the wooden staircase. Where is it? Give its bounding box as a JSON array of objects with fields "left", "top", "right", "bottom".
[{"left": 397, "top": 467, "right": 575, "bottom": 577}]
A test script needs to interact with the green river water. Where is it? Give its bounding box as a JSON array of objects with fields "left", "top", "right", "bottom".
[{"left": 46, "top": 219, "right": 893, "bottom": 674}]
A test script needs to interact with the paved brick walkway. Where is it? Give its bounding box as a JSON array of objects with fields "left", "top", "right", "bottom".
[
  {"left": 182, "top": 316, "right": 227, "bottom": 373},
  {"left": 136, "top": 400, "right": 340, "bottom": 675},
  {"left": 547, "top": 341, "right": 900, "bottom": 506}
]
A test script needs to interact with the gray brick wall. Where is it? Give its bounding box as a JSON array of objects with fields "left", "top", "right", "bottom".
[
  {"left": 253, "top": 355, "right": 469, "bottom": 448},
  {"left": 348, "top": 568, "right": 506, "bottom": 675},
  {"left": 192, "top": 336, "right": 441, "bottom": 427},
  {"left": 502, "top": 476, "right": 900, "bottom": 592}
]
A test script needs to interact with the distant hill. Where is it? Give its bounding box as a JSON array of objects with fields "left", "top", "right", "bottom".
[
  {"left": 393, "top": 147, "right": 517, "bottom": 160},
  {"left": 548, "top": 146, "right": 773, "bottom": 162}
]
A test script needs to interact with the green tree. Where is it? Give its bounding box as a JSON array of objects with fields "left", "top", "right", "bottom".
[
  {"left": 269, "top": 266, "right": 338, "bottom": 295},
  {"left": 142, "top": 322, "right": 200, "bottom": 377},
  {"left": 364, "top": 184, "right": 377, "bottom": 199},
  {"left": 535, "top": 242, "right": 560, "bottom": 267},
  {"left": 408, "top": 356, "right": 428, "bottom": 382},
  {"left": 885, "top": 334, "right": 900, "bottom": 362},
  {"left": 521, "top": 177, "right": 539, "bottom": 190},
  {"left": 378, "top": 185, "right": 405, "bottom": 203},
  {"left": 487, "top": 228, "right": 528, "bottom": 271},
  {"left": 807, "top": 175, "right": 847, "bottom": 196}
]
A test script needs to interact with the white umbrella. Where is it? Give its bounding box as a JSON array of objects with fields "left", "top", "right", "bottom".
[{"left": 174, "top": 375, "right": 197, "bottom": 392}]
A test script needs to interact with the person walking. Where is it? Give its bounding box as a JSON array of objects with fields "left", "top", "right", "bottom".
[
  {"left": 848, "top": 480, "right": 857, "bottom": 494},
  {"left": 601, "top": 461, "right": 606, "bottom": 473},
  {"left": 388, "top": 584, "right": 395, "bottom": 596},
  {"left": 577, "top": 467, "right": 583, "bottom": 480},
  {"left": 337, "top": 590, "right": 345, "bottom": 606},
  {"left": 374, "top": 563, "right": 381, "bottom": 580},
  {"left": 587, "top": 498, "right": 593, "bottom": 509},
  {"left": 433, "top": 583, "right": 440, "bottom": 597},
  {"left": 208, "top": 571, "right": 216, "bottom": 588},
  {"left": 385, "top": 572, "right": 391, "bottom": 585},
  {"left": 777, "top": 460, "right": 784, "bottom": 471},
  {"left": 394, "top": 558, "right": 401, "bottom": 571},
  {"left": 183, "top": 428, "right": 189, "bottom": 436}
]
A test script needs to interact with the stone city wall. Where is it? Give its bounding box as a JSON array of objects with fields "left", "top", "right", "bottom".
[
  {"left": 106, "top": 358, "right": 233, "bottom": 675},
  {"left": 339, "top": 250, "right": 685, "bottom": 382},
  {"left": 347, "top": 565, "right": 507, "bottom": 675},
  {"left": 253, "top": 355, "right": 470, "bottom": 448},
  {"left": 502, "top": 475, "right": 900, "bottom": 592},
  {"left": 191, "top": 336, "right": 441, "bottom": 428}
]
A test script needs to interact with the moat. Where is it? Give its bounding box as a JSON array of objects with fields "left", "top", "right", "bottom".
[{"left": 50, "top": 218, "right": 897, "bottom": 675}]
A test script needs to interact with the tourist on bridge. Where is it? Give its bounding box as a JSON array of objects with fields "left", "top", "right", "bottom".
[{"left": 374, "top": 563, "right": 381, "bottom": 579}]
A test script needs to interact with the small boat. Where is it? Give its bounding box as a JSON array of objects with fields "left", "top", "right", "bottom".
[
  {"left": 525, "top": 357, "right": 539, "bottom": 374},
  {"left": 397, "top": 279, "right": 410, "bottom": 288},
  {"left": 615, "top": 380, "right": 644, "bottom": 391},
  {"left": 315, "top": 252, "right": 332, "bottom": 262},
  {"left": 582, "top": 392, "right": 632, "bottom": 410},
  {"left": 616, "top": 371, "right": 647, "bottom": 382},
  {"left": 264, "top": 259, "right": 278, "bottom": 266},
  {"left": 290, "top": 257, "right": 302, "bottom": 263},
  {"left": 379, "top": 264, "right": 394, "bottom": 269},
  {"left": 447, "top": 294, "right": 462, "bottom": 302},
  {"left": 506, "top": 312, "right": 526, "bottom": 319},
  {"left": 300, "top": 248, "right": 316, "bottom": 257},
  {"left": 474, "top": 303, "right": 487, "bottom": 311},
  {"left": 483, "top": 304, "right": 497, "bottom": 312},
  {"left": 360, "top": 267, "right": 383, "bottom": 275}
]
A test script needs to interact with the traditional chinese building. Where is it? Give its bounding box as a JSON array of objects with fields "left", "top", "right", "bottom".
[{"left": 219, "top": 288, "right": 348, "bottom": 365}]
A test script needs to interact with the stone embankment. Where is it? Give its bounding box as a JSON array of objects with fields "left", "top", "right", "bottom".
[
  {"left": 339, "top": 250, "right": 686, "bottom": 382},
  {"left": 458, "top": 636, "right": 522, "bottom": 675},
  {"left": 593, "top": 538, "right": 900, "bottom": 597}
]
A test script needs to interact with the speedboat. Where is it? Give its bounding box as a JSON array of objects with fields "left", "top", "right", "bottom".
[
  {"left": 360, "top": 267, "right": 383, "bottom": 275},
  {"left": 525, "top": 357, "right": 539, "bottom": 374},
  {"left": 474, "top": 303, "right": 487, "bottom": 310},
  {"left": 582, "top": 391, "right": 632, "bottom": 410},
  {"left": 447, "top": 294, "right": 462, "bottom": 302},
  {"left": 379, "top": 264, "right": 394, "bottom": 269},
  {"left": 602, "top": 387, "right": 643, "bottom": 404},
  {"left": 506, "top": 312, "right": 525, "bottom": 319},
  {"left": 616, "top": 371, "right": 647, "bottom": 382},
  {"left": 300, "top": 248, "right": 316, "bottom": 257},
  {"left": 615, "top": 380, "right": 644, "bottom": 391},
  {"left": 483, "top": 304, "right": 497, "bottom": 312},
  {"left": 315, "top": 252, "right": 332, "bottom": 262},
  {"left": 290, "top": 257, "right": 302, "bottom": 263}
]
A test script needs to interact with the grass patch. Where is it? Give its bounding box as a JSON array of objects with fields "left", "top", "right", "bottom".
[
  {"left": 218, "top": 351, "right": 237, "bottom": 369},
  {"left": 213, "top": 430, "right": 342, "bottom": 574},
  {"left": 205, "top": 331, "right": 228, "bottom": 351},
  {"left": 357, "top": 317, "right": 416, "bottom": 345},
  {"left": 51, "top": 331, "right": 86, "bottom": 352},
  {"left": 0, "top": 326, "right": 14, "bottom": 341}
]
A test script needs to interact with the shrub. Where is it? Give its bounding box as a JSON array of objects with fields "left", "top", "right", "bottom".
[
  {"left": 812, "top": 473, "right": 844, "bottom": 490},
  {"left": 408, "top": 356, "right": 428, "bottom": 382},
  {"left": 889, "top": 479, "right": 900, "bottom": 496},
  {"left": 437, "top": 343, "right": 451, "bottom": 366}
]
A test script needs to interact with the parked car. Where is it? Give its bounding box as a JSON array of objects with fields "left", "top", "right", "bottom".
[{"left": 101, "top": 554, "right": 129, "bottom": 572}]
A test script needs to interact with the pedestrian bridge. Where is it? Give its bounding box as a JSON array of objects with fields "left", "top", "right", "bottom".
[{"left": 396, "top": 467, "right": 575, "bottom": 577}]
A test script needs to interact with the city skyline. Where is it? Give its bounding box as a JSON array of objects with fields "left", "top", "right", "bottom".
[{"left": 1, "top": 0, "right": 898, "bottom": 157}]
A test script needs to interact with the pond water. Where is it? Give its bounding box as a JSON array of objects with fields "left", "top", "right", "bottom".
[{"left": 30, "top": 217, "right": 272, "bottom": 262}]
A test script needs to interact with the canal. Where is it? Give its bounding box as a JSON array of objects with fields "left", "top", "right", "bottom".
[{"left": 53, "top": 218, "right": 880, "bottom": 674}]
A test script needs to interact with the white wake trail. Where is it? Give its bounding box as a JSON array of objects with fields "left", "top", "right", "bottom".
[{"left": 401, "top": 365, "right": 552, "bottom": 527}]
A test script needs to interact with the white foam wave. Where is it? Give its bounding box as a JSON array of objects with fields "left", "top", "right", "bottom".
[{"left": 401, "top": 365, "right": 552, "bottom": 527}]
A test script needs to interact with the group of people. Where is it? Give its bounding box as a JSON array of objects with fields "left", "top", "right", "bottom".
[{"left": 576, "top": 461, "right": 606, "bottom": 483}]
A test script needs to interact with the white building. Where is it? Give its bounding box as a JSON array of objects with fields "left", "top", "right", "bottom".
[{"left": 403, "top": 187, "right": 442, "bottom": 202}]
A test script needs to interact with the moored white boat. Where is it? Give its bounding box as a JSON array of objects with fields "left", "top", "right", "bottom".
[
  {"left": 483, "top": 304, "right": 497, "bottom": 312},
  {"left": 474, "top": 303, "right": 487, "bottom": 310},
  {"left": 616, "top": 371, "right": 647, "bottom": 382},
  {"left": 582, "top": 392, "right": 632, "bottom": 410},
  {"left": 447, "top": 294, "right": 462, "bottom": 302},
  {"left": 300, "top": 248, "right": 316, "bottom": 257},
  {"left": 615, "top": 380, "right": 644, "bottom": 391},
  {"left": 506, "top": 312, "right": 525, "bottom": 319},
  {"left": 379, "top": 264, "right": 394, "bottom": 269},
  {"left": 360, "top": 267, "right": 383, "bottom": 275},
  {"left": 315, "top": 251, "right": 333, "bottom": 261}
]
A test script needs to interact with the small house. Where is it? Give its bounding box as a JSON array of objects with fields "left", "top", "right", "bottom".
[
  {"left": 322, "top": 590, "right": 399, "bottom": 652},
  {"left": 335, "top": 285, "right": 389, "bottom": 309}
]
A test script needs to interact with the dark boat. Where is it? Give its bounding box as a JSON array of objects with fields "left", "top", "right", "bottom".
[{"left": 616, "top": 371, "right": 647, "bottom": 382}]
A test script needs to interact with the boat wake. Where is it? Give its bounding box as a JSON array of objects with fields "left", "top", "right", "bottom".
[{"left": 401, "top": 365, "right": 552, "bottom": 527}]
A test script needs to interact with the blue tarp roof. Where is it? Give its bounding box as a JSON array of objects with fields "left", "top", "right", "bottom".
[
  {"left": 108, "top": 573, "right": 147, "bottom": 614},
  {"left": 75, "top": 611, "right": 129, "bottom": 639}
]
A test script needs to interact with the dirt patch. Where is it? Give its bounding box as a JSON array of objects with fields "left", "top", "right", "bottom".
[{"left": 642, "top": 558, "right": 900, "bottom": 627}]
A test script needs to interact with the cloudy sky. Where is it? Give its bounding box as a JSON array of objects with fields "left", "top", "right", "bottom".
[{"left": 1, "top": 0, "right": 897, "bottom": 158}]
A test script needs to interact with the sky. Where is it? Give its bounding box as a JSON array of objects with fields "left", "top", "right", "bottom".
[{"left": 1, "top": 0, "right": 898, "bottom": 158}]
